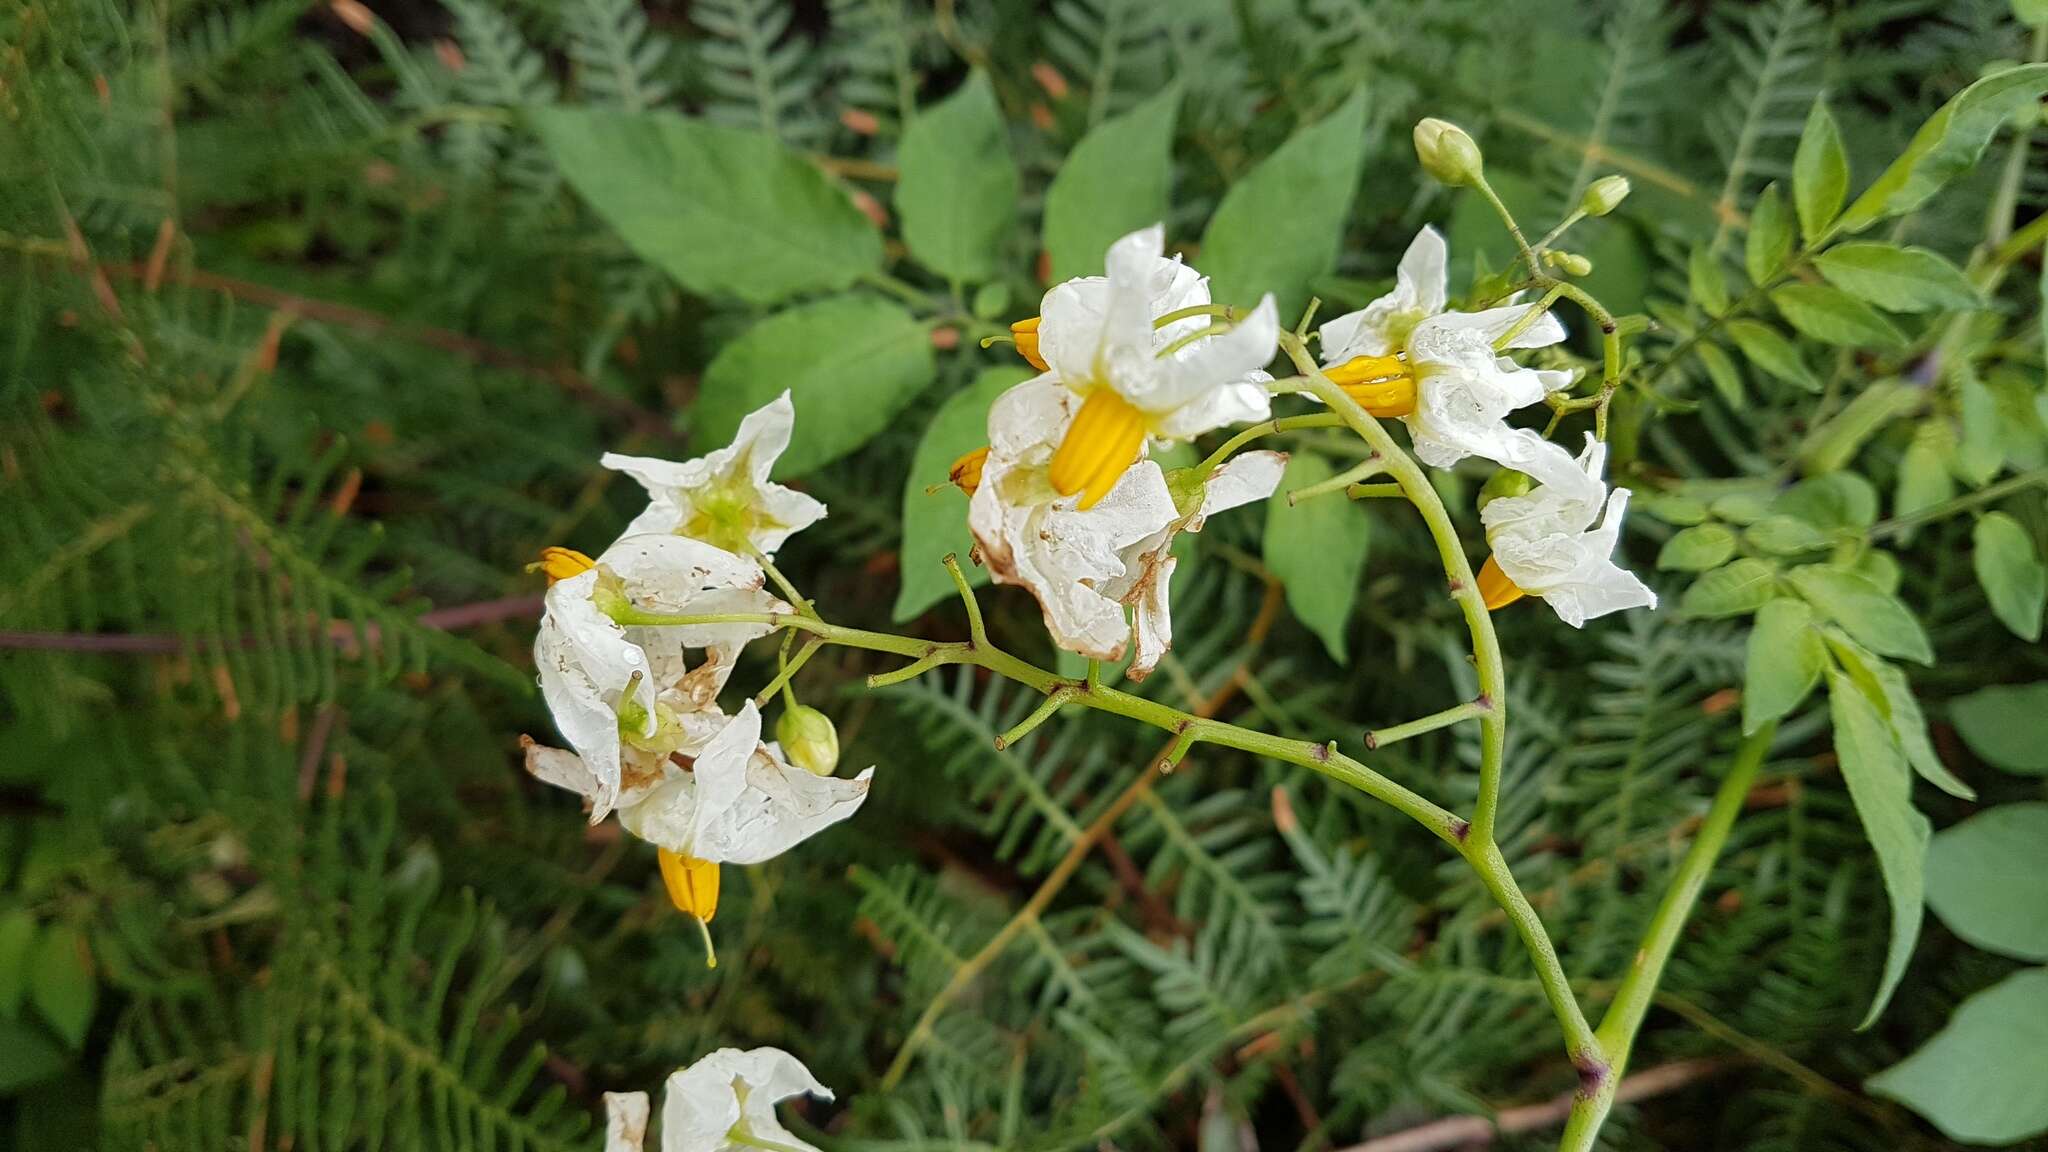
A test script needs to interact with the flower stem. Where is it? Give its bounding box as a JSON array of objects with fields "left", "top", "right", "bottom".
[
  {"left": 1366, "top": 696, "right": 1489, "bottom": 749},
  {"left": 1557, "top": 722, "right": 1776, "bottom": 1152},
  {"left": 1194, "top": 413, "right": 1346, "bottom": 478}
]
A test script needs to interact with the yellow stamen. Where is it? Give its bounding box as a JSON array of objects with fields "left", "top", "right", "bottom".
[
  {"left": 1049, "top": 389, "right": 1148, "bottom": 510},
  {"left": 1011, "top": 317, "right": 1047, "bottom": 371},
  {"left": 1477, "top": 554, "right": 1526, "bottom": 610},
  {"left": 949, "top": 446, "right": 990, "bottom": 495},
  {"left": 530, "top": 546, "right": 595, "bottom": 585},
  {"left": 658, "top": 848, "right": 720, "bottom": 968},
  {"left": 1324, "top": 354, "right": 1417, "bottom": 417}
]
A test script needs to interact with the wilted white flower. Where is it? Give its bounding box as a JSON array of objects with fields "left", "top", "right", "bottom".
[
  {"left": 1026, "top": 224, "right": 1279, "bottom": 508},
  {"left": 532, "top": 535, "right": 786, "bottom": 822},
  {"left": 968, "top": 376, "right": 1179, "bottom": 660},
  {"left": 1100, "top": 451, "right": 1287, "bottom": 680},
  {"left": 1315, "top": 228, "right": 1572, "bottom": 470},
  {"left": 603, "top": 1048, "right": 832, "bottom": 1152},
  {"left": 602, "top": 392, "right": 826, "bottom": 558},
  {"left": 1478, "top": 432, "right": 1656, "bottom": 626}
]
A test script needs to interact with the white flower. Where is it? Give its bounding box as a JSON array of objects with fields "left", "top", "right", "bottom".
[
  {"left": 1319, "top": 226, "right": 1450, "bottom": 363},
  {"left": 1315, "top": 227, "right": 1572, "bottom": 471},
  {"left": 602, "top": 1048, "right": 832, "bottom": 1152},
  {"left": 532, "top": 535, "right": 784, "bottom": 822},
  {"left": 969, "top": 376, "right": 1179, "bottom": 660},
  {"left": 601, "top": 392, "right": 826, "bottom": 558},
  {"left": 1479, "top": 432, "right": 1657, "bottom": 627},
  {"left": 1100, "top": 451, "right": 1287, "bottom": 680},
  {"left": 1031, "top": 225, "right": 1279, "bottom": 507},
  {"left": 613, "top": 700, "right": 872, "bottom": 865}
]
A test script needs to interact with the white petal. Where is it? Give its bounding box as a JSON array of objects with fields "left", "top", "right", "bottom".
[
  {"left": 1430, "top": 301, "right": 1567, "bottom": 350},
  {"left": 693, "top": 755, "right": 873, "bottom": 866},
  {"left": 1145, "top": 295, "right": 1279, "bottom": 435},
  {"left": 599, "top": 393, "right": 824, "bottom": 558},
  {"left": 605, "top": 1092, "right": 651, "bottom": 1152},
  {"left": 599, "top": 535, "right": 784, "bottom": 649},
  {"left": 1397, "top": 225, "right": 1450, "bottom": 316},
  {"left": 985, "top": 374, "right": 1071, "bottom": 460},
  {"left": 534, "top": 571, "right": 656, "bottom": 821},
  {"left": 661, "top": 1048, "right": 830, "bottom": 1152},
  {"left": 727, "top": 392, "right": 797, "bottom": 486},
  {"left": 1199, "top": 450, "right": 1287, "bottom": 518},
  {"left": 1318, "top": 228, "right": 1449, "bottom": 364},
  {"left": 1125, "top": 552, "right": 1177, "bottom": 681}
]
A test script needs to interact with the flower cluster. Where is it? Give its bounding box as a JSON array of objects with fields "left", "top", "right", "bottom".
[
  {"left": 525, "top": 394, "right": 871, "bottom": 963},
  {"left": 605, "top": 1048, "right": 832, "bottom": 1152}
]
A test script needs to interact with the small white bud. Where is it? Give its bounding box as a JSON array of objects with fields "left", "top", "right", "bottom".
[
  {"left": 1580, "top": 175, "right": 1631, "bottom": 217},
  {"left": 1413, "top": 118, "right": 1484, "bottom": 187},
  {"left": 776, "top": 705, "right": 840, "bottom": 775}
]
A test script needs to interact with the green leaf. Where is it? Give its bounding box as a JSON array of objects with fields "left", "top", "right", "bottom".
[
  {"left": 1744, "top": 183, "right": 1794, "bottom": 285},
  {"left": 1744, "top": 598, "right": 1824, "bottom": 734},
  {"left": 1825, "top": 669, "right": 1929, "bottom": 1029},
  {"left": 1956, "top": 370, "right": 2006, "bottom": 485},
  {"left": 894, "top": 72, "right": 1017, "bottom": 284},
  {"left": 1657, "top": 523, "right": 1737, "bottom": 571},
  {"left": 1814, "top": 242, "right": 1981, "bottom": 313},
  {"left": 1798, "top": 381, "right": 1921, "bottom": 474},
  {"left": 892, "top": 366, "right": 1030, "bottom": 622},
  {"left": 0, "top": 911, "right": 32, "bottom": 1018},
  {"left": 1868, "top": 968, "right": 2048, "bottom": 1143},
  {"left": 1043, "top": 86, "right": 1181, "bottom": 282},
  {"left": 1709, "top": 489, "right": 1776, "bottom": 526},
  {"left": 1776, "top": 472, "right": 1878, "bottom": 533},
  {"left": 1974, "top": 511, "right": 2046, "bottom": 641},
  {"left": 1951, "top": 683, "right": 2048, "bottom": 774},
  {"left": 1202, "top": 89, "right": 1368, "bottom": 320},
  {"left": 1792, "top": 97, "right": 1849, "bottom": 242},
  {"left": 1265, "top": 452, "right": 1370, "bottom": 661},
  {"left": 27, "top": 925, "right": 92, "bottom": 1049},
  {"left": 1687, "top": 246, "right": 1729, "bottom": 316},
  {"left": 1696, "top": 341, "right": 1745, "bottom": 407},
  {"left": 1770, "top": 283, "right": 1907, "bottom": 349},
  {"left": 1926, "top": 803, "right": 2048, "bottom": 961},
  {"left": 1744, "top": 514, "right": 1832, "bottom": 555},
  {"left": 1787, "top": 564, "right": 1933, "bottom": 664},
  {"left": 1865, "top": 654, "right": 1976, "bottom": 800},
  {"left": 1725, "top": 320, "right": 1819, "bottom": 391},
  {"left": 531, "top": 108, "right": 881, "bottom": 305},
  {"left": 1680, "top": 558, "right": 1779, "bottom": 618},
  {"left": 1841, "top": 64, "right": 2048, "bottom": 232},
  {"left": 2019, "top": 0, "right": 2048, "bottom": 25},
  {"left": 0, "top": 1017, "right": 66, "bottom": 1094},
  {"left": 692, "top": 295, "right": 936, "bottom": 477},
  {"left": 1895, "top": 421, "right": 1957, "bottom": 536}
]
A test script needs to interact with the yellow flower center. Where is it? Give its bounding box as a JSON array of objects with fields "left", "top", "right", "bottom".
[
  {"left": 1324, "top": 354, "right": 1418, "bottom": 417},
  {"left": 1049, "top": 389, "right": 1149, "bottom": 510},
  {"left": 1477, "top": 554, "right": 1525, "bottom": 610},
  {"left": 949, "top": 446, "right": 990, "bottom": 495},
  {"left": 678, "top": 452, "right": 786, "bottom": 554},
  {"left": 1011, "top": 316, "right": 1047, "bottom": 371},
  {"left": 658, "top": 848, "right": 721, "bottom": 968},
  {"left": 533, "top": 546, "right": 595, "bottom": 584}
]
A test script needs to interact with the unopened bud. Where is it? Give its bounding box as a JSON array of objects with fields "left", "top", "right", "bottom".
[
  {"left": 1581, "top": 175, "right": 1630, "bottom": 217},
  {"left": 1477, "top": 468, "right": 1533, "bottom": 512},
  {"left": 776, "top": 704, "right": 840, "bottom": 775},
  {"left": 1544, "top": 250, "right": 1593, "bottom": 277},
  {"left": 1413, "top": 118, "right": 1483, "bottom": 187}
]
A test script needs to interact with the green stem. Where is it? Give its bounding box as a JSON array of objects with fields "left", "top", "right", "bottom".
[
  {"left": 1287, "top": 457, "right": 1387, "bottom": 506},
  {"left": 1473, "top": 172, "right": 1540, "bottom": 272},
  {"left": 1467, "top": 838, "right": 1601, "bottom": 1065},
  {"left": 1153, "top": 302, "right": 1240, "bottom": 328},
  {"left": 1195, "top": 414, "right": 1346, "bottom": 477},
  {"left": 1492, "top": 284, "right": 1566, "bottom": 350},
  {"left": 614, "top": 608, "right": 1467, "bottom": 846},
  {"left": 1868, "top": 468, "right": 2048, "bottom": 541},
  {"left": 1558, "top": 722, "right": 1775, "bottom": 1152},
  {"left": 1366, "top": 697, "right": 1490, "bottom": 749}
]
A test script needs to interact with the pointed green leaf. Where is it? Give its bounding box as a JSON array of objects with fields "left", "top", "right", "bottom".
[
  {"left": 1952, "top": 683, "right": 2048, "bottom": 775},
  {"left": 1864, "top": 654, "right": 1976, "bottom": 800},
  {"left": 1657, "top": 523, "right": 1737, "bottom": 571},
  {"left": 1775, "top": 472, "right": 1879, "bottom": 532},
  {"left": 1744, "top": 514, "right": 1832, "bottom": 555},
  {"left": 1680, "top": 557, "right": 1780, "bottom": 618},
  {"left": 28, "top": 925, "right": 93, "bottom": 1049},
  {"left": 895, "top": 72, "right": 1017, "bottom": 284},
  {"left": 1696, "top": 341, "right": 1745, "bottom": 407},
  {"left": 1973, "top": 511, "right": 2046, "bottom": 641},
  {"left": 1265, "top": 452, "right": 1370, "bottom": 662},
  {"left": 1926, "top": 803, "right": 2048, "bottom": 961},
  {"left": 893, "top": 366, "right": 1031, "bottom": 621},
  {"left": 1814, "top": 242, "right": 1980, "bottom": 313},
  {"left": 1841, "top": 64, "right": 2048, "bottom": 232},
  {"left": 1725, "top": 319, "right": 1819, "bottom": 391},
  {"left": 1745, "top": 183, "right": 1794, "bottom": 285},
  {"left": 1771, "top": 283, "right": 1907, "bottom": 349},
  {"left": 1826, "top": 670, "right": 1929, "bottom": 1029},
  {"left": 1744, "top": 598, "right": 1824, "bottom": 734},
  {"left": 531, "top": 108, "right": 882, "bottom": 305},
  {"left": 1043, "top": 86, "right": 1181, "bottom": 282},
  {"left": 1869, "top": 968, "right": 2048, "bottom": 1143},
  {"left": 1894, "top": 421, "right": 1956, "bottom": 537},
  {"left": 1202, "top": 89, "right": 1369, "bottom": 320},
  {"left": 692, "top": 294, "right": 936, "bottom": 477},
  {"left": 1787, "top": 564, "right": 1933, "bottom": 664},
  {"left": 1792, "top": 97, "right": 1848, "bottom": 242},
  {"left": 0, "top": 911, "right": 33, "bottom": 1018},
  {"left": 1797, "top": 381, "right": 1921, "bottom": 474},
  {"left": 1688, "top": 246, "right": 1729, "bottom": 316}
]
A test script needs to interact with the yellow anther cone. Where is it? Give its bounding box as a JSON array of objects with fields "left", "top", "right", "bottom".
[
  {"left": 1325, "top": 355, "right": 1418, "bottom": 417},
  {"left": 1477, "top": 554, "right": 1525, "bottom": 610},
  {"left": 1011, "top": 317, "right": 1047, "bottom": 371},
  {"left": 533, "top": 546, "right": 595, "bottom": 585},
  {"left": 658, "top": 848, "right": 721, "bottom": 968},
  {"left": 1050, "top": 390, "right": 1147, "bottom": 509},
  {"left": 949, "top": 446, "right": 990, "bottom": 495}
]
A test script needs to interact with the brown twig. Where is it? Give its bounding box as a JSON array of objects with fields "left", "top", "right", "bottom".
[
  {"left": 1335, "top": 1058, "right": 1731, "bottom": 1152},
  {"left": 0, "top": 593, "right": 542, "bottom": 653}
]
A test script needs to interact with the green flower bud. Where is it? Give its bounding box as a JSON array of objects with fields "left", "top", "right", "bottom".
[
  {"left": 1477, "top": 468, "right": 1533, "bottom": 512},
  {"left": 776, "top": 704, "right": 840, "bottom": 776},
  {"left": 1580, "top": 175, "right": 1631, "bottom": 217},
  {"left": 1544, "top": 250, "right": 1593, "bottom": 277},
  {"left": 1413, "top": 118, "right": 1484, "bottom": 187}
]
